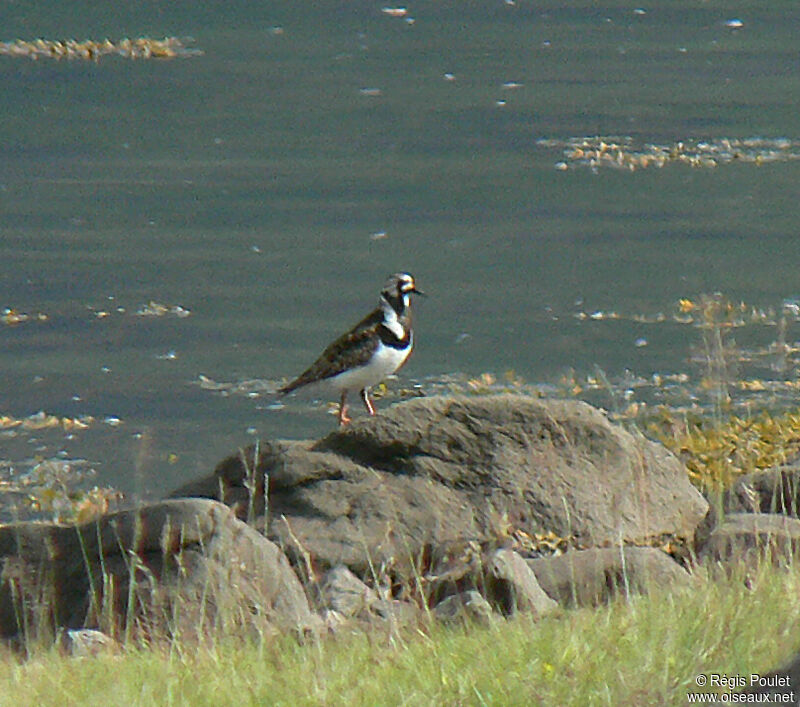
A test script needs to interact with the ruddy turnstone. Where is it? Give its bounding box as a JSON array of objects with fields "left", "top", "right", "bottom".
[{"left": 279, "top": 272, "right": 424, "bottom": 425}]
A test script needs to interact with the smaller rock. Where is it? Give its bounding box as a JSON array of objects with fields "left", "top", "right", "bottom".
[
  {"left": 699, "top": 513, "right": 800, "bottom": 567},
  {"left": 692, "top": 506, "right": 718, "bottom": 557},
  {"left": 57, "top": 629, "right": 120, "bottom": 658},
  {"left": 432, "top": 591, "right": 493, "bottom": 624},
  {"left": 317, "top": 566, "right": 378, "bottom": 618},
  {"left": 486, "top": 549, "right": 558, "bottom": 617},
  {"left": 528, "top": 547, "right": 693, "bottom": 607},
  {"left": 725, "top": 466, "right": 800, "bottom": 516},
  {"left": 373, "top": 599, "right": 422, "bottom": 626}
]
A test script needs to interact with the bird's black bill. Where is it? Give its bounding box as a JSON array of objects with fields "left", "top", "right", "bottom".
[{"left": 412, "top": 287, "right": 426, "bottom": 297}]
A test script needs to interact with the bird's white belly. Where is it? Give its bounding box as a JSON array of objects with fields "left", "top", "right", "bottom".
[{"left": 328, "top": 341, "right": 411, "bottom": 392}]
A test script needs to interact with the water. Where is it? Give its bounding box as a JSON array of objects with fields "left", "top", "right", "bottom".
[{"left": 1, "top": 2, "right": 799, "bottom": 509}]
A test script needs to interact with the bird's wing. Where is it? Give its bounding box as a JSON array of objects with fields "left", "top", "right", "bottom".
[{"left": 279, "top": 308, "right": 383, "bottom": 394}]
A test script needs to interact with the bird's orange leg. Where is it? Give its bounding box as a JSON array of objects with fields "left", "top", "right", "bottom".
[
  {"left": 360, "top": 388, "right": 375, "bottom": 416},
  {"left": 338, "top": 391, "right": 351, "bottom": 426}
]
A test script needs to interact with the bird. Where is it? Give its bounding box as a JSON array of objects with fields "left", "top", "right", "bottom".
[{"left": 279, "top": 272, "right": 424, "bottom": 425}]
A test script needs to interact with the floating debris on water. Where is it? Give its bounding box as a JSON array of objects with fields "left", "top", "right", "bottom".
[
  {"left": 196, "top": 375, "right": 279, "bottom": 397},
  {"left": 0, "top": 457, "right": 122, "bottom": 524},
  {"left": 0, "top": 37, "right": 202, "bottom": 62},
  {"left": 2, "top": 308, "right": 47, "bottom": 325},
  {"left": 467, "top": 372, "right": 497, "bottom": 392},
  {"left": 136, "top": 301, "right": 191, "bottom": 318},
  {"left": 0, "top": 411, "right": 94, "bottom": 431},
  {"left": 540, "top": 136, "right": 800, "bottom": 171}
]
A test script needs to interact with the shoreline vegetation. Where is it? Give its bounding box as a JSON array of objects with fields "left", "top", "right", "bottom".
[{"left": 3, "top": 293, "right": 800, "bottom": 704}]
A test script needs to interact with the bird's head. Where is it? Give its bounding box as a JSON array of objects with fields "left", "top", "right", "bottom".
[
  {"left": 384, "top": 272, "right": 424, "bottom": 297},
  {"left": 381, "top": 272, "right": 424, "bottom": 313}
]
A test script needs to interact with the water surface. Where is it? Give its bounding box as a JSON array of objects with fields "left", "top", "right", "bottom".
[{"left": 1, "top": 1, "right": 798, "bottom": 508}]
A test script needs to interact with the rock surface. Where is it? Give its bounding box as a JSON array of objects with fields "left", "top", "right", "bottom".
[
  {"left": 725, "top": 466, "right": 800, "bottom": 516},
  {"left": 527, "top": 547, "right": 694, "bottom": 606},
  {"left": 171, "top": 395, "right": 708, "bottom": 582},
  {"left": 485, "top": 548, "right": 559, "bottom": 617},
  {"left": 316, "top": 565, "right": 378, "bottom": 618},
  {"left": 57, "top": 628, "right": 120, "bottom": 658},
  {"left": 432, "top": 590, "right": 493, "bottom": 624},
  {"left": 699, "top": 513, "right": 800, "bottom": 567},
  {"left": 424, "top": 544, "right": 559, "bottom": 617},
  {"left": 0, "top": 499, "right": 316, "bottom": 644}
]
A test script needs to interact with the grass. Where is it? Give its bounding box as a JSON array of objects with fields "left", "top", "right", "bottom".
[{"left": 2, "top": 563, "right": 799, "bottom": 706}]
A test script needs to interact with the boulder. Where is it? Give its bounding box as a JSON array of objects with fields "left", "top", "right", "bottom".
[
  {"left": 725, "top": 466, "right": 800, "bottom": 516},
  {"left": 423, "top": 544, "right": 558, "bottom": 617},
  {"left": 171, "top": 395, "right": 707, "bottom": 584},
  {"left": 527, "top": 546, "right": 694, "bottom": 607},
  {"left": 432, "top": 590, "right": 493, "bottom": 624},
  {"left": 0, "top": 499, "right": 316, "bottom": 645},
  {"left": 57, "top": 628, "right": 120, "bottom": 658},
  {"left": 485, "top": 548, "right": 559, "bottom": 617},
  {"left": 699, "top": 513, "right": 800, "bottom": 567},
  {"left": 316, "top": 565, "right": 378, "bottom": 618},
  {"left": 371, "top": 598, "right": 421, "bottom": 625}
]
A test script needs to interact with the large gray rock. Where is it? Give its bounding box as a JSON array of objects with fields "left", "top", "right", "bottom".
[
  {"left": 527, "top": 547, "right": 694, "bottom": 607},
  {"left": 171, "top": 395, "right": 707, "bottom": 583},
  {"left": 0, "top": 499, "right": 316, "bottom": 645}
]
